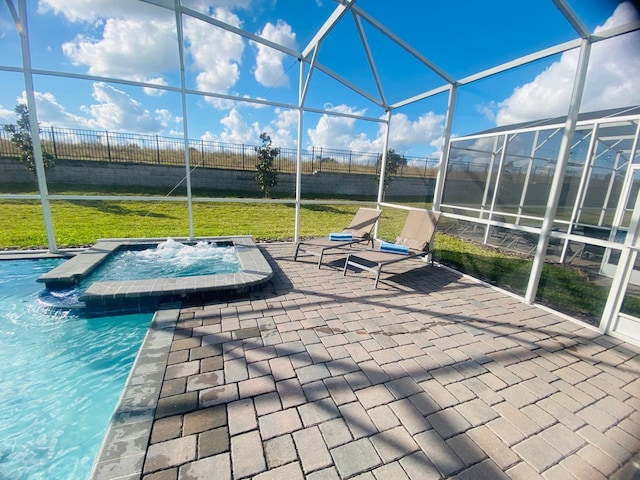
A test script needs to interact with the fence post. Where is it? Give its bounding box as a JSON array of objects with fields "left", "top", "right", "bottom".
[
  {"left": 242, "top": 144, "right": 245, "bottom": 170},
  {"left": 50, "top": 126, "right": 58, "bottom": 158},
  {"left": 424, "top": 158, "right": 428, "bottom": 178},
  {"left": 311, "top": 146, "right": 314, "bottom": 173},
  {"left": 349, "top": 151, "right": 352, "bottom": 174},
  {"left": 156, "top": 135, "right": 161, "bottom": 164},
  {"left": 319, "top": 147, "right": 322, "bottom": 172},
  {"left": 106, "top": 131, "right": 111, "bottom": 162},
  {"left": 201, "top": 139, "right": 205, "bottom": 167}
]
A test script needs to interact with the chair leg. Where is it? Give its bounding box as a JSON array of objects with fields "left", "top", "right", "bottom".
[
  {"left": 342, "top": 255, "right": 350, "bottom": 276},
  {"left": 373, "top": 266, "right": 382, "bottom": 289},
  {"left": 294, "top": 243, "right": 301, "bottom": 261},
  {"left": 317, "top": 250, "right": 324, "bottom": 268}
]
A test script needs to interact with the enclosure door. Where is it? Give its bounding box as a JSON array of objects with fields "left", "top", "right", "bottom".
[
  {"left": 601, "top": 167, "right": 640, "bottom": 283},
  {"left": 604, "top": 166, "right": 640, "bottom": 344},
  {"left": 611, "top": 247, "right": 640, "bottom": 342}
]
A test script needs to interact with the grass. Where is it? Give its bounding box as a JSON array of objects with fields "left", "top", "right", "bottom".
[
  {"left": 2, "top": 192, "right": 637, "bottom": 324},
  {"left": 0, "top": 199, "right": 411, "bottom": 248},
  {"left": 433, "top": 233, "right": 619, "bottom": 322}
]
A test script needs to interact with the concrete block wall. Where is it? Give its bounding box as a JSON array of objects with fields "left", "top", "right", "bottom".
[
  {"left": 0, "top": 158, "right": 34, "bottom": 183},
  {"left": 0, "top": 158, "right": 435, "bottom": 200}
]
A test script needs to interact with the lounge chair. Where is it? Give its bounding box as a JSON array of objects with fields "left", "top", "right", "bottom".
[
  {"left": 294, "top": 207, "right": 381, "bottom": 268},
  {"left": 342, "top": 209, "right": 441, "bottom": 288}
]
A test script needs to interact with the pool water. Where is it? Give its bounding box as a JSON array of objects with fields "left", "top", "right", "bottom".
[
  {"left": 0, "top": 259, "right": 151, "bottom": 480},
  {"left": 90, "top": 238, "right": 241, "bottom": 282}
]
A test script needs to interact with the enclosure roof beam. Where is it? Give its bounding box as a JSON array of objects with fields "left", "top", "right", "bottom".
[
  {"left": 387, "top": 37, "right": 585, "bottom": 110},
  {"left": 144, "top": 0, "right": 384, "bottom": 111},
  {"left": 353, "top": 11, "right": 387, "bottom": 108},
  {"left": 313, "top": 63, "right": 385, "bottom": 109},
  {"left": 182, "top": 6, "right": 301, "bottom": 59},
  {"left": 303, "top": 105, "right": 385, "bottom": 123},
  {"left": 389, "top": 20, "right": 638, "bottom": 110},
  {"left": 590, "top": 19, "right": 640, "bottom": 41},
  {"left": 302, "top": 0, "right": 355, "bottom": 59},
  {"left": 4, "top": 0, "right": 19, "bottom": 27},
  {"left": 140, "top": 0, "right": 303, "bottom": 59},
  {"left": 0, "top": 64, "right": 389, "bottom": 124},
  {"left": 139, "top": 0, "right": 173, "bottom": 9},
  {"left": 389, "top": 85, "right": 451, "bottom": 110},
  {"left": 300, "top": 46, "right": 319, "bottom": 108},
  {"left": 352, "top": 4, "right": 455, "bottom": 85},
  {"left": 552, "top": 0, "right": 590, "bottom": 39},
  {"left": 458, "top": 39, "right": 581, "bottom": 86}
]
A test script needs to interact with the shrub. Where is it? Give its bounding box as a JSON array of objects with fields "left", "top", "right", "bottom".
[
  {"left": 255, "top": 132, "right": 279, "bottom": 198},
  {"left": 3, "top": 103, "right": 55, "bottom": 173}
]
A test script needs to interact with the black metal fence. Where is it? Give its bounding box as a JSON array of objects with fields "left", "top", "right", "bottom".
[{"left": 0, "top": 125, "right": 439, "bottom": 178}]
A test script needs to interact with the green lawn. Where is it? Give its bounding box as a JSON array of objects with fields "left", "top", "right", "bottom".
[{"left": 0, "top": 199, "right": 412, "bottom": 248}]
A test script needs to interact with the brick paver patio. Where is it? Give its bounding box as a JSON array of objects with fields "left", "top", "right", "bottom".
[{"left": 91, "top": 242, "right": 640, "bottom": 480}]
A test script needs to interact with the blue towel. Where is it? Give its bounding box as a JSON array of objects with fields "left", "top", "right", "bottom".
[
  {"left": 379, "top": 242, "right": 409, "bottom": 254},
  {"left": 329, "top": 232, "right": 353, "bottom": 241}
]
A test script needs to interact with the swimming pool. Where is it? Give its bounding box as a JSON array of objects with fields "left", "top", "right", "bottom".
[{"left": 0, "top": 258, "right": 152, "bottom": 480}]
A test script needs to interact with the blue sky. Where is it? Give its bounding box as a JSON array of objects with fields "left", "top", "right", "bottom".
[{"left": 0, "top": 0, "right": 638, "bottom": 159}]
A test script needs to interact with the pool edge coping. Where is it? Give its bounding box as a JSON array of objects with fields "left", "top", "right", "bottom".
[{"left": 88, "top": 304, "right": 180, "bottom": 480}]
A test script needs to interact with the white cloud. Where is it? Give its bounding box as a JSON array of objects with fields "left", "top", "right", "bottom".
[
  {"left": 219, "top": 108, "right": 256, "bottom": 143},
  {"left": 0, "top": 15, "right": 12, "bottom": 39},
  {"left": 17, "top": 91, "right": 91, "bottom": 128},
  {"left": 202, "top": 107, "right": 298, "bottom": 148},
  {"left": 259, "top": 108, "right": 297, "bottom": 148},
  {"left": 202, "top": 108, "right": 258, "bottom": 144},
  {"left": 143, "top": 78, "right": 170, "bottom": 96},
  {"left": 12, "top": 84, "right": 180, "bottom": 135},
  {"left": 38, "top": 0, "right": 253, "bottom": 24},
  {"left": 495, "top": 2, "right": 640, "bottom": 126},
  {"left": 252, "top": 21, "right": 298, "bottom": 88},
  {"left": 42, "top": 0, "right": 252, "bottom": 103},
  {"left": 306, "top": 105, "right": 444, "bottom": 156},
  {"left": 37, "top": 0, "right": 151, "bottom": 23},
  {"left": 388, "top": 111, "right": 445, "bottom": 153},
  {"left": 180, "top": 0, "right": 252, "bottom": 14},
  {"left": 80, "top": 82, "right": 177, "bottom": 133},
  {"left": 185, "top": 8, "right": 244, "bottom": 94},
  {"left": 0, "top": 104, "right": 15, "bottom": 123},
  {"left": 62, "top": 16, "right": 178, "bottom": 86},
  {"left": 154, "top": 108, "right": 177, "bottom": 127},
  {"left": 307, "top": 104, "right": 371, "bottom": 151},
  {"left": 273, "top": 108, "right": 298, "bottom": 130},
  {"left": 581, "top": 6, "right": 640, "bottom": 112}
]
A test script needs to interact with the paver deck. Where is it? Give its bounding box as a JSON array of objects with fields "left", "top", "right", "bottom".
[{"left": 91, "top": 242, "right": 640, "bottom": 480}]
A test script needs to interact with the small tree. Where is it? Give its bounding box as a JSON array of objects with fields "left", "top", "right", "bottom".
[
  {"left": 375, "top": 148, "right": 407, "bottom": 199},
  {"left": 3, "top": 103, "right": 55, "bottom": 172},
  {"left": 255, "top": 132, "right": 279, "bottom": 198}
]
